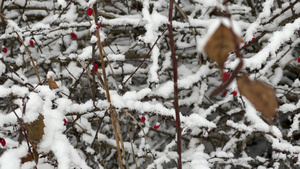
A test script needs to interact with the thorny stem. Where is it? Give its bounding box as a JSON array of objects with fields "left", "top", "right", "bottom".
[{"left": 168, "top": 0, "right": 182, "bottom": 168}]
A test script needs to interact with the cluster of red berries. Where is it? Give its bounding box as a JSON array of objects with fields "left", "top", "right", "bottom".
[
  {"left": 2, "top": 47, "right": 7, "bottom": 53},
  {"left": 70, "top": 32, "right": 77, "bottom": 40},
  {"left": 3, "top": 39, "right": 35, "bottom": 53},
  {"left": 0, "top": 138, "right": 6, "bottom": 146},
  {"left": 222, "top": 90, "right": 237, "bottom": 96},
  {"left": 221, "top": 72, "right": 237, "bottom": 96},
  {"left": 140, "top": 117, "right": 179, "bottom": 129},
  {"left": 94, "top": 64, "right": 98, "bottom": 71},
  {"left": 96, "top": 24, "right": 101, "bottom": 30},
  {"left": 29, "top": 40, "right": 34, "bottom": 46},
  {"left": 87, "top": 8, "right": 101, "bottom": 29},
  {"left": 140, "top": 116, "right": 161, "bottom": 129},
  {"left": 153, "top": 123, "right": 160, "bottom": 129},
  {"left": 87, "top": 8, "right": 93, "bottom": 16},
  {"left": 242, "top": 36, "right": 255, "bottom": 49}
]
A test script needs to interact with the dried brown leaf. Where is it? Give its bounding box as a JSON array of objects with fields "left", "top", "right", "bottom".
[
  {"left": 237, "top": 74, "right": 278, "bottom": 124},
  {"left": 21, "top": 146, "right": 39, "bottom": 164},
  {"left": 25, "top": 114, "right": 45, "bottom": 142},
  {"left": 21, "top": 153, "right": 34, "bottom": 164},
  {"left": 48, "top": 76, "right": 59, "bottom": 90},
  {"left": 204, "top": 23, "right": 243, "bottom": 70}
]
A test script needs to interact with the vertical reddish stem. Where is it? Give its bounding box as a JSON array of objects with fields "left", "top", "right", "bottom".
[{"left": 168, "top": 0, "right": 182, "bottom": 168}]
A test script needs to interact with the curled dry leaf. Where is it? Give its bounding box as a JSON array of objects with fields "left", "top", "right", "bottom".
[
  {"left": 237, "top": 74, "right": 278, "bottom": 124},
  {"left": 48, "top": 76, "right": 59, "bottom": 90},
  {"left": 204, "top": 23, "right": 243, "bottom": 71},
  {"left": 21, "top": 152, "right": 34, "bottom": 164},
  {"left": 21, "top": 147, "right": 39, "bottom": 164},
  {"left": 25, "top": 114, "right": 45, "bottom": 143}
]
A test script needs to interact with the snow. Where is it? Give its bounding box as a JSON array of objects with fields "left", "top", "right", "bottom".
[
  {"left": 0, "top": 0, "right": 299, "bottom": 168},
  {"left": 155, "top": 64, "right": 211, "bottom": 98},
  {"left": 106, "top": 54, "right": 125, "bottom": 61},
  {"left": 102, "top": 15, "right": 143, "bottom": 27},
  {"left": 183, "top": 144, "right": 210, "bottom": 169},
  {"left": 245, "top": 18, "right": 300, "bottom": 70},
  {"left": 270, "top": 67, "right": 283, "bottom": 86},
  {"left": 90, "top": 35, "right": 98, "bottom": 43},
  {"left": 278, "top": 103, "right": 297, "bottom": 113},
  {"left": 245, "top": 0, "right": 274, "bottom": 41},
  {"left": 23, "top": 93, "right": 44, "bottom": 123},
  {"left": 65, "top": 4, "right": 78, "bottom": 23},
  {"left": 0, "top": 144, "right": 27, "bottom": 169},
  {"left": 0, "top": 62, "right": 6, "bottom": 76},
  {"left": 288, "top": 114, "right": 300, "bottom": 137},
  {"left": 57, "top": 0, "right": 67, "bottom": 8}
]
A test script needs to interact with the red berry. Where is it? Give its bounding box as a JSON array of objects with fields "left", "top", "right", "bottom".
[
  {"left": 174, "top": 121, "right": 177, "bottom": 126},
  {"left": 154, "top": 123, "right": 160, "bottom": 129},
  {"left": 242, "top": 43, "right": 246, "bottom": 49},
  {"left": 251, "top": 36, "right": 255, "bottom": 42},
  {"left": 29, "top": 40, "right": 34, "bottom": 46},
  {"left": 232, "top": 91, "right": 237, "bottom": 96},
  {"left": 87, "top": 8, "right": 93, "bottom": 16},
  {"left": 2, "top": 48, "right": 7, "bottom": 53},
  {"left": 222, "top": 91, "right": 227, "bottom": 96},
  {"left": 0, "top": 138, "right": 6, "bottom": 146},
  {"left": 222, "top": 72, "right": 230, "bottom": 82},
  {"left": 96, "top": 24, "right": 101, "bottom": 29},
  {"left": 70, "top": 32, "right": 77, "bottom": 40},
  {"left": 94, "top": 63, "right": 98, "bottom": 71},
  {"left": 140, "top": 116, "right": 145, "bottom": 123},
  {"left": 63, "top": 119, "right": 67, "bottom": 125},
  {"left": 298, "top": 57, "right": 300, "bottom": 63}
]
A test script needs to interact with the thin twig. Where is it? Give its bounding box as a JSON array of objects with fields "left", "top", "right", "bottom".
[
  {"left": 124, "top": 110, "right": 138, "bottom": 169},
  {"left": 91, "top": 117, "right": 104, "bottom": 148},
  {"left": 123, "top": 28, "right": 168, "bottom": 85},
  {"left": 173, "top": 1, "right": 197, "bottom": 46},
  {"left": 50, "top": 0, "right": 75, "bottom": 26},
  {"left": 15, "top": 32, "right": 41, "bottom": 83},
  {"left": 0, "top": 12, "right": 7, "bottom": 20},
  {"left": 124, "top": 110, "right": 147, "bottom": 144},
  {"left": 113, "top": 109, "right": 130, "bottom": 169},
  {"left": 97, "top": 142, "right": 108, "bottom": 169},
  {"left": 101, "top": 48, "right": 120, "bottom": 91},
  {"left": 76, "top": 57, "right": 102, "bottom": 89}
]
